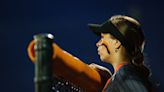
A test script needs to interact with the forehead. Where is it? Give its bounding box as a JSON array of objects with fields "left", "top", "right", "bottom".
[{"left": 101, "top": 33, "right": 114, "bottom": 38}]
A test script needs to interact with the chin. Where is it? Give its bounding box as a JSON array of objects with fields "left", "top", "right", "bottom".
[
  {"left": 100, "top": 56, "right": 110, "bottom": 63},
  {"left": 100, "top": 57, "right": 106, "bottom": 62}
]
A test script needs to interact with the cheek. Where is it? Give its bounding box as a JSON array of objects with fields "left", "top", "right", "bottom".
[
  {"left": 98, "top": 46, "right": 110, "bottom": 61},
  {"left": 102, "top": 40, "right": 115, "bottom": 53},
  {"left": 98, "top": 46, "right": 110, "bottom": 55}
]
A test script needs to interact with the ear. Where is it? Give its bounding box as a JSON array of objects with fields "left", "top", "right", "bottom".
[{"left": 113, "top": 39, "right": 121, "bottom": 49}]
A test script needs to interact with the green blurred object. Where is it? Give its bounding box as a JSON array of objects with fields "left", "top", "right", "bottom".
[{"left": 34, "top": 33, "right": 54, "bottom": 92}]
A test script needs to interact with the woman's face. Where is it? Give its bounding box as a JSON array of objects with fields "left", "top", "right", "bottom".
[{"left": 96, "top": 33, "right": 116, "bottom": 63}]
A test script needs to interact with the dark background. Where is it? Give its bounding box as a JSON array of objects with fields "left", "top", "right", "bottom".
[{"left": 0, "top": 0, "right": 164, "bottom": 92}]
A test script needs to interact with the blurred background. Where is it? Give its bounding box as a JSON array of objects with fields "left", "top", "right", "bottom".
[{"left": 0, "top": 0, "right": 164, "bottom": 92}]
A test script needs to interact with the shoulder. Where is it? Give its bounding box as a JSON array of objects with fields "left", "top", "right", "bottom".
[
  {"left": 110, "top": 64, "right": 152, "bottom": 92},
  {"left": 115, "top": 64, "right": 146, "bottom": 80},
  {"left": 106, "top": 75, "right": 150, "bottom": 92},
  {"left": 115, "top": 78, "right": 149, "bottom": 92}
]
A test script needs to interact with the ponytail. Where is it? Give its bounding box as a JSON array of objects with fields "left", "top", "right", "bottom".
[
  {"left": 131, "top": 47, "right": 144, "bottom": 66},
  {"left": 110, "top": 15, "right": 151, "bottom": 77},
  {"left": 131, "top": 48, "right": 150, "bottom": 77}
]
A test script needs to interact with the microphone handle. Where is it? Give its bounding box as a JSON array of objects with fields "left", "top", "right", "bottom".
[{"left": 34, "top": 33, "right": 54, "bottom": 92}]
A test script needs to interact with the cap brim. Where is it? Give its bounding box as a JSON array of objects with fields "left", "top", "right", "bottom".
[
  {"left": 88, "top": 21, "right": 115, "bottom": 36},
  {"left": 88, "top": 24, "right": 103, "bottom": 36}
]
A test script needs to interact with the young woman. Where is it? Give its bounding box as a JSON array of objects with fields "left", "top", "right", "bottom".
[
  {"left": 27, "top": 15, "right": 154, "bottom": 92},
  {"left": 88, "top": 15, "right": 153, "bottom": 92}
]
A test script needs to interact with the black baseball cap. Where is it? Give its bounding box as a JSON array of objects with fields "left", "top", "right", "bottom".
[{"left": 88, "top": 19, "right": 130, "bottom": 52}]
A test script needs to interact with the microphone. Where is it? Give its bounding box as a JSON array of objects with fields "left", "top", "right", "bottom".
[{"left": 34, "top": 33, "right": 54, "bottom": 92}]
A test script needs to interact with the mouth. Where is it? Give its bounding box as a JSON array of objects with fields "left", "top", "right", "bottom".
[
  {"left": 97, "top": 44, "right": 105, "bottom": 55},
  {"left": 98, "top": 51, "right": 101, "bottom": 55}
]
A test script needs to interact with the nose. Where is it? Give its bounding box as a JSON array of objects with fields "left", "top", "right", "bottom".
[{"left": 96, "top": 39, "right": 102, "bottom": 47}]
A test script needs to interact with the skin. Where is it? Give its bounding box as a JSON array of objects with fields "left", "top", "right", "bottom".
[{"left": 96, "top": 33, "right": 130, "bottom": 72}]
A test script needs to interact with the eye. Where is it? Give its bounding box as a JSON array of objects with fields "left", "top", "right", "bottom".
[
  {"left": 101, "top": 34, "right": 104, "bottom": 38},
  {"left": 101, "top": 35, "right": 105, "bottom": 40}
]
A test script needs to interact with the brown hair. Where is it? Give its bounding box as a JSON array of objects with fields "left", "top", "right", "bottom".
[
  {"left": 110, "top": 15, "right": 150, "bottom": 77},
  {"left": 110, "top": 15, "right": 145, "bottom": 65}
]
